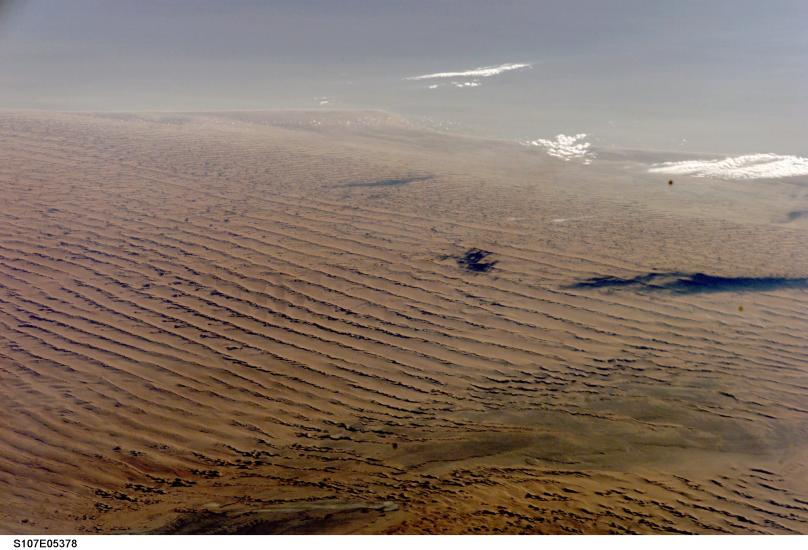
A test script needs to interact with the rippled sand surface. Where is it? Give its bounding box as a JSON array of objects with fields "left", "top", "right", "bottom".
[{"left": 1, "top": 111, "right": 806, "bottom": 534}]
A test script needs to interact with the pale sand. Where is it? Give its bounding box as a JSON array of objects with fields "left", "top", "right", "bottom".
[{"left": 0, "top": 111, "right": 806, "bottom": 534}]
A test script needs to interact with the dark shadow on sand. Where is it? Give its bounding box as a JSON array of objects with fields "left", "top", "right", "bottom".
[
  {"left": 785, "top": 210, "right": 808, "bottom": 222},
  {"left": 568, "top": 272, "right": 808, "bottom": 294},
  {"left": 455, "top": 249, "right": 498, "bottom": 273},
  {"left": 340, "top": 175, "right": 432, "bottom": 188}
]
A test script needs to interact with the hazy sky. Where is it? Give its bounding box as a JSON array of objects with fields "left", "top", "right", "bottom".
[{"left": 1, "top": 0, "right": 806, "bottom": 154}]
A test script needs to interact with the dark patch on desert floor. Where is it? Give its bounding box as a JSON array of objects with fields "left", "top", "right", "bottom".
[
  {"left": 569, "top": 271, "right": 808, "bottom": 294},
  {"left": 785, "top": 209, "right": 808, "bottom": 222},
  {"left": 450, "top": 248, "right": 498, "bottom": 273},
  {"left": 340, "top": 175, "right": 432, "bottom": 188},
  {"left": 154, "top": 501, "right": 398, "bottom": 534}
]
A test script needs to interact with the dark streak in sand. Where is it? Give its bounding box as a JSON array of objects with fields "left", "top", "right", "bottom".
[
  {"left": 340, "top": 175, "right": 432, "bottom": 188},
  {"left": 569, "top": 272, "right": 808, "bottom": 294}
]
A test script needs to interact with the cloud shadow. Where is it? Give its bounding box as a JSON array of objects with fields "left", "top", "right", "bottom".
[
  {"left": 440, "top": 249, "right": 498, "bottom": 273},
  {"left": 340, "top": 175, "right": 432, "bottom": 188},
  {"left": 568, "top": 272, "right": 808, "bottom": 295}
]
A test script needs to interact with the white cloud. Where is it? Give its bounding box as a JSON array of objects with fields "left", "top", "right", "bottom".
[
  {"left": 423, "top": 80, "right": 482, "bottom": 90},
  {"left": 452, "top": 80, "right": 481, "bottom": 88},
  {"left": 406, "top": 62, "right": 531, "bottom": 81},
  {"left": 648, "top": 154, "right": 808, "bottom": 180},
  {"left": 523, "top": 133, "right": 595, "bottom": 164}
]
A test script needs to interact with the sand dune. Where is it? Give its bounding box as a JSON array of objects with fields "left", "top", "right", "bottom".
[{"left": 0, "top": 111, "right": 806, "bottom": 534}]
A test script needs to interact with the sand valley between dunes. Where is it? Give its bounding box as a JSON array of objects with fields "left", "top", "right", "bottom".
[{"left": 0, "top": 111, "right": 807, "bottom": 534}]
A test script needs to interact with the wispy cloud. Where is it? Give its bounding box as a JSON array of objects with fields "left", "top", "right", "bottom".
[
  {"left": 452, "top": 81, "right": 481, "bottom": 88},
  {"left": 523, "top": 133, "right": 595, "bottom": 164},
  {"left": 405, "top": 62, "right": 531, "bottom": 81},
  {"left": 425, "top": 80, "right": 481, "bottom": 90},
  {"left": 648, "top": 154, "right": 808, "bottom": 180}
]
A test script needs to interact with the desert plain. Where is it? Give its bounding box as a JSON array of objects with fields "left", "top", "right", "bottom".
[{"left": 0, "top": 110, "right": 806, "bottom": 534}]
